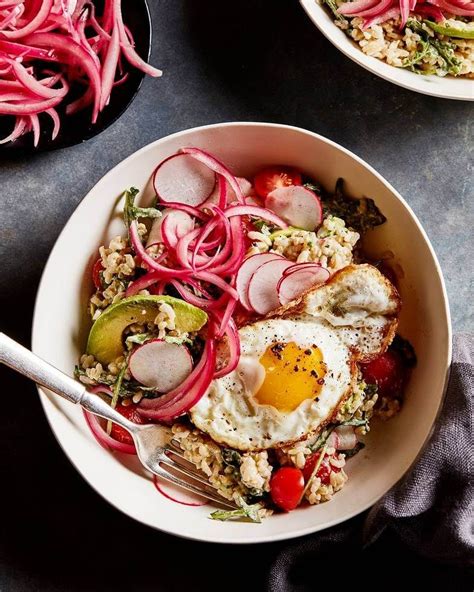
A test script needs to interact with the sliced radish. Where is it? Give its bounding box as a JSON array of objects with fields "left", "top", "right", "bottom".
[
  {"left": 236, "top": 253, "right": 283, "bottom": 311},
  {"left": 333, "top": 425, "right": 358, "bottom": 450},
  {"left": 265, "top": 185, "right": 322, "bottom": 231},
  {"left": 204, "top": 176, "right": 253, "bottom": 207},
  {"left": 277, "top": 266, "right": 330, "bottom": 305},
  {"left": 247, "top": 258, "right": 294, "bottom": 315},
  {"left": 282, "top": 262, "right": 326, "bottom": 277},
  {"left": 153, "top": 475, "right": 207, "bottom": 507},
  {"left": 160, "top": 210, "right": 195, "bottom": 250},
  {"left": 129, "top": 340, "right": 193, "bottom": 392},
  {"left": 153, "top": 153, "right": 216, "bottom": 207}
]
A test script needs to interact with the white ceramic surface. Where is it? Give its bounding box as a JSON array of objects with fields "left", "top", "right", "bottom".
[
  {"left": 32, "top": 122, "right": 451, "bottom": 544},
  {"left": 300, "top": 0, "right": 474, "bottom": 101}
]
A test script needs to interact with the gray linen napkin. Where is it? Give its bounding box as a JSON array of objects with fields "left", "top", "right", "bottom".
[{"left": 268, "top": 334, "right": 473, "bottom": 591}]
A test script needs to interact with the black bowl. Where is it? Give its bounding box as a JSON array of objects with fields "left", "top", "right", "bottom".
[{"left": 0, "top": 0, "right": 152, "bottom": 155}]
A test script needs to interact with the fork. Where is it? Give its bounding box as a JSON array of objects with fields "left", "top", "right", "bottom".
[{"left": 0, "top": 333, "right": 236, "bottom": 509}]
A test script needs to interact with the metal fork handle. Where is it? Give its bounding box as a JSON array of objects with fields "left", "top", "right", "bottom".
[{"left": 0, "top": 332, "right": 137, "bottom": 433}]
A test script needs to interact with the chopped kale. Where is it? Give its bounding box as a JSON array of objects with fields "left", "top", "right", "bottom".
[
  {"left": 320, "top": 178, "right": 386, "bottom": 233},
  {"left": 405, "top": 19, "right": 463, "bottom": 76},
  {"left": 344, "top": 441, "right": 365, "bottom": 458},
  {"left": 364, "top": 382, "right": 378, "bottom": 398},
  {"left": 390, "top": 335, "right": 417, "bottom": 368},
  {"left": 222, "top": 448, "right": 243, "bottom": 468}
]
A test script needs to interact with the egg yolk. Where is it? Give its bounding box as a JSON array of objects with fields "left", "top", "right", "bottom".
[{"left": 255, "top": 342, "right": 327, "bottom": 412}]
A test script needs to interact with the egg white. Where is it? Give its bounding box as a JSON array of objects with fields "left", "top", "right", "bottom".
[{"left": 191, "top": 319, "right": 356, "bottom": 450}]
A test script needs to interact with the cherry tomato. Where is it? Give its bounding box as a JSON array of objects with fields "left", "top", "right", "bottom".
[
  {"left": 254, "top": 166, "right": 302, "bottom": 199},
  {"left": 303, "top": 453, "right": 340, "bottom": 485},
  {"left": 110, "top": 403, "right": 146, "bottom": 446},
  {"left": 92, "top": 258, "right": 104, "bottom": 291},
  {"left": 270, "top": 466, "right": 304, "bottom": 511},
  {"left": 360, "top": 350, "right": 406, "bottom": 397}
]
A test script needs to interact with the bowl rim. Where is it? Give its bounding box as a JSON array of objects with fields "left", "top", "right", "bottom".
[
  {"left": 299, "top": 0, "right": 474, "bottom": 102},
  {"left": 32, "top": 121, "right": 452, "bottom": 544}
]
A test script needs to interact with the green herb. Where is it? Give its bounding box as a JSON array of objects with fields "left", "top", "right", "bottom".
[
  {"left": 430, "top": 38, "right": 462, "bottom": 75},
  {"left": 74, "top": 365, "right": 115, "bottom": 386},
  {"left": 222, "top": 448, "right": 243, "bottom": 468},
  {"left": 344, "top": 441, "right": 365, "bottom": 458},
  {"left": 210, "top": 497, "right": 262, "bottom": 523},
  {"left": 123, "top": 187, "right": 161, "bottom": 229},
  {"left": 163, "top": 335, "right": 193, "bottom": 346},
  {"left": 405, "top": 19, "right": 462, "bottom": 76},
  {"left": 403, "top": 38, "right": 433, "bottom": 70},
  {"left": 321, "top": 179, "right": 386, "bottom": 233},
  {"left": 303, "top": 181, "right": 323, "bottom": 195},
  {"left": 125, "top": 333, "right": 151, "bottom": 348},
  {"left": 340, "top": 417, "right": 368, "bottom": 428},
  {"left": 310, "top": 427, "right": 333, "bottom": 452},
  {"left": 252, "top": 220, "right": 271, "bottom": 233},
  {"left": 323, "top": 0, "right": 349, "bottom": 26}
]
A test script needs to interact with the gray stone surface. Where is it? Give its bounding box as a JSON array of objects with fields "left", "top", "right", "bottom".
[
  {"left": 1, "top": 2, "right": 473, "bottom": 590},
  {"left": 1, "top": 0, "right": 473, "bottom": 333}
]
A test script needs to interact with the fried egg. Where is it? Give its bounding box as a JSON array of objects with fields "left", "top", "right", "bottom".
[{"left": 191, "top": 264, "right": 400, "bottom": 451}]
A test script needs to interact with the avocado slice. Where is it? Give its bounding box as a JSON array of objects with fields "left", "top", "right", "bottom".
[
  {"left": 425, "top": 19, "right": 474, "bottom": 39},
  {"left": 86, "top": 295, "right": 208, "bottom": 364}
]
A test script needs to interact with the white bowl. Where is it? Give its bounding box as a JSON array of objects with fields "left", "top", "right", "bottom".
[
  {"left": 300, "top": 0, "right": 474, "bottom": 101},
  {"left": 32, "top": 122, "right": 451, "bottom": 543}
]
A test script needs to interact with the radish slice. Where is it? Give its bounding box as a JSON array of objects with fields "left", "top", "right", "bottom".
[
  {"left": 265, "top": 186, "right": 322, "bottom": 231},
  {"left": 160, "top": 210, "right": 195, "bottom": 250},
  {"left": 236, "top": 253, "right": 283, "bottom": 311},
  {"left": 138, "top": 339, "right": 216, "bottom": 421},
  {"left": 153, "top": 475, "right": 206, "bottom": 507},
  {"left": 247, "top": 258, "right": 294, "bottom": 315},
  {"left": 129, "top": 340, "right": 193, "bottom": 392},
  {"left": 205, "top": 176, "right": 253, "bottom": 207},
  {"left": 282, "top": 262, "right": 327, "bottom": 277},
  {"left": 82, "top": 385, "right": 136, "bottom": 455},
  {"left": 153, "top": 153, "right": 216, "bottom": 207},
  {"left": 277, "top": 266, "right": 330, "bottom": 305},
  {"left": 333, "top": 425, "right": 358, "bottom": 450}
]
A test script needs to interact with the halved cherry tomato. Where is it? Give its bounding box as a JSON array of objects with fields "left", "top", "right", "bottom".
[
  {"left": 360, "top": 350, "right": 406, "bottom": 397},
  {"left": 254, "top": 166, "right": 302, "bottom": 199},
  {"left": 270, "top": 466, "right": 304, "bottom": 511},
  {"left": 92, "top": 258, "right": 104, "bottom": 291},
  {"left": 110, "top": 403, "right": 146, "bottom": 446},
  {"left": 303, "top": 453, "right": 340, "bottom": 485}
]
